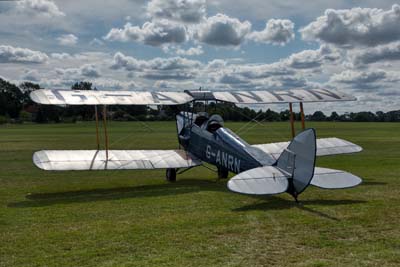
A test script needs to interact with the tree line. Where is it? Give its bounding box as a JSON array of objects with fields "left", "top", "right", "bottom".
[{"left": 0, "top": 77, "right": 399, "bottom": 124}]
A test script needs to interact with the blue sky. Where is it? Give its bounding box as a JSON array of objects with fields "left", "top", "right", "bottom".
[{"left": 1, "top": 0, "right": 400, "bottom": 113}]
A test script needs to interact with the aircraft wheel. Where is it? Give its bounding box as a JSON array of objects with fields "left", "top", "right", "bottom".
[
  {"left": 218, "top": 167, "right": 229, "bottom": 179},
  {"left": 166, "top": 168, "right": 177, "bottom": 182}
]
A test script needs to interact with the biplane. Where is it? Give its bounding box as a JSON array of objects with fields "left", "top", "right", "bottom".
[{"left": 30, "top": 88, "right": 363, "bottom": 201}]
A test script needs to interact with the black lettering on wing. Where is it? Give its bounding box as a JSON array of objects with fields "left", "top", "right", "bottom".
[
  {"left": 269, "top": 90, "right": 303, "bottom": 102},
  {"left": 151, "top": 92, "right": 179, "bottom": 104},
  {"left": 306, "top": 89, "right": 341, "bottom": 100},
  {"left": 229, "top": 91, "right": 263, "bottom": 103},
  {"left": 51, "top": 90, "right": 66, "bottom": 102}
]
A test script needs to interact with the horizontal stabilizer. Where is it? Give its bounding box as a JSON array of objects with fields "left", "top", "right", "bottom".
[
  {"left": 253, "top": 137, "right": 362, "bottom": 159},
  {"left": 33, "top": 150, "right": 201, "bottom": 171},
  {"left": 227, "top": 166, "right": 289, "bottom": 195},
  {"left": 311, "top": 167, "right": 362, "bottom": 189}
]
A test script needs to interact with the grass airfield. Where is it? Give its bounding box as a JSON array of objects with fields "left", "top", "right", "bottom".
[{"left": 0, "top": 121, "right": 399, "bottom": 266}]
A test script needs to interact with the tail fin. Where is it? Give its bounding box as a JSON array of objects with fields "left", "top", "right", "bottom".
[{"left": 277, "top": 129, "right": 316, "bottom": 198}]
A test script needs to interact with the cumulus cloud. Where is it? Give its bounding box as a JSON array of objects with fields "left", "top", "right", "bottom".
[
  {"left": 110, "top": 52, "right": 201, "bottom": 80},
  {"left": 89, "top": 38, "right": 104, "bottom": 46},
  {"left": 301, "top": 5, "right": 400, "bottom": 47},
  {"left": 104, "top": 20, "right": 187, "bottom": 46},
  {"left": 16, "top": 0, "right": 65, "bottom": 17},
  {"left": 147, "top": 0, "right": 206, "bottom": 23},
  {"left": 194, "top": 13, "right": 251, "bottom": 46},
  {"left": 352, "top": 41, "right": 400, "bottom": 66},
  {"left": 0, "top": 45, "right": 48, "bottom": 64},
  {"left": 285, "top": 45, "right": 341, "bottom": 69},
  {"left": 55, "top": 64, "right": 101, "bottom": 79},
  {"left": 57, "top": 34, "right": 78, "bottom": 46},
  {"left": 50, "top": 53, "right": 72, "bottom": 60},
  {"left": 248, "top": 19, "right": 295, "bottom": 45},
  {"left": 111, "top": 52, "right": 201, "bottom": 71},
  {"left": 330, "top": 69, "right": 388, "bottom": 89},
  {"left": 175, "top": 45, "right": 204, "bottom": 56},
  {"left": 20, "top": 69, "right": 40, "bottom": 82}
]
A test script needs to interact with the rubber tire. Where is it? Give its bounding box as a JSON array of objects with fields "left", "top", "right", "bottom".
[
  {"left": 218, "top": 167, "right": 229, "bottom": 179},
  {"left": 166, "top": 168, "right": 177, "bottom": 182}
]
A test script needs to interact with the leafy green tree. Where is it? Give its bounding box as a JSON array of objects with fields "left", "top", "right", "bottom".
[
  {"left": 0, "top": 78, "right": 24, "bottom": 119},
  {"left": 310, "top": 111, "right": 327, "bottom": 121}
]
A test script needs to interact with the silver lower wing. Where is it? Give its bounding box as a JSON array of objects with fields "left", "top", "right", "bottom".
[
  {"left": 33, "top": 150, "right": 201, "bottom": 171},
  {"left": 252, "top": 137, "right": 362, "bottom": 160}
]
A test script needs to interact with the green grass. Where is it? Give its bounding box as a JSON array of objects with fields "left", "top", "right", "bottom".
[{"left": 0, "top": 121, "right": 399, "bottom": 267}]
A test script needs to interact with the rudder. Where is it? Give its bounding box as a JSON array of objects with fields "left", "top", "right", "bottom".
[{"left": 276, "top": 129, "right": 316, "bottom": 198}]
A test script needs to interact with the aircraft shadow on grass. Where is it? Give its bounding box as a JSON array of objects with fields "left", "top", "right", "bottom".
[
  {"left": 233, "top": 196, "right": 366, "bottom": 221},
  {"left": 8, "top": 179, "right": 366, "bottom": 221},
  {"left": 361, "top": 181, "right": 387, "bottom": 186},
  {"left": 7, "top": 179, "right": 226, "bottom": 208}
]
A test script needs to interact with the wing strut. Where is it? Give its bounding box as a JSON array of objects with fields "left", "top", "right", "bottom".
[
  {"left": 94, "top": 105, "right": 100, "bottom": 150},
  {"left": 300, "top": 102, "right": 306, "bottom": 130},
  {"left": 289, "top": 103, "right": 295, "bottom": 138},
  {"left": 102, "top": 105, "right": 109, "bottom": 161},
  {"left": 289, "top": 102, "right": 306, "bottom": 137}
]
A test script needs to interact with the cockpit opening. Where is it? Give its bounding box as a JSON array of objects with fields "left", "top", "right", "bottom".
[
  {"left": 206, "top": 114, "right": 224, "bottom": 133},
  {"left": 194, "top": 112, "right": 209, "bottom": 127}
]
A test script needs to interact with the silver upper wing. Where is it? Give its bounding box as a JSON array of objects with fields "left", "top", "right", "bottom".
[
  {"left": 30, "top": 89, "right": 193, "bottom": 105},
  {"left": 31, "top": 88, "right": 355, "bottom": 106},
  {"left": 212, "top": 89, "right": 355, "bottom": 104},
  {"left": 33, "top": 150, "right": 201, "bottom": 171},
  {"left": 252, "top": 137, "right": 362, "bottom": 160}
]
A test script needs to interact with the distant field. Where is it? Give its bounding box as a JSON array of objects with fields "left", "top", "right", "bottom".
[{"left": 0, "top": 121, "right": 399, "bottom": 267}]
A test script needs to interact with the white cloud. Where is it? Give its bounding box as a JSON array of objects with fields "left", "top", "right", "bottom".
[
  {"left": 57, "top": 34, "right": 78, "bottom": 46},
  {"left": 20, "top": 69, "right": 40, "bottom": 82},
  {"left": 248, "top": 19, "right": 295, "bottom": 46},
  {"left": 0, "top": 45, "right": 48, "bottom": 64},
  {"left": 147, "top": 0, "right": 206, "bottom": 23},
  {"left": 110, "top": 52, "right": 202, "bottom": 80},
  {"left": 352, "top": 41, "right": 400, "bottom": 66},
  {"left": 16, "top": 0, "right": 65, "bottom": 17},
  {"left": 330, "top": 69, "right": 390, "bottom": 89},
  {"left": 104, "top": 20, "right": 187, "bottom": 46},
  {"left": 55, "top": 64, "right": 101, "bottom": 79},
  {"left": 89, "top": 38, "right": 104, "bottom": 46},
  {"left": 194, "top": 13, "right": 251, "bottom": 46},
  {"left": 175, "top": 45, "right": 204, "bottom": 56},
  {"left": 50, "top": 53, "right": 72, "bottom": 60},
  {"left": 285, "top": 45, "right": 341, "bottom": 69},
  {"left": 111, "top": 52, "right": 202, "bottom": 71},
  {"left": 301, "top": 5, "right": 400, "bottom": 47}
]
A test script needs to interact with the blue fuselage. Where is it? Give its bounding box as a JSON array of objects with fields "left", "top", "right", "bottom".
[{"left": 179, "top": 120, "right": 274, "bottom": 174}]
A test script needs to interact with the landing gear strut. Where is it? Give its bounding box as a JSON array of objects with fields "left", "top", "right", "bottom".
[
  {"left": 217, "top": 167, "right": 229, "bottom": 179},
  {"left": 166, "top": 168, "right": 177, "bottom": 182}
]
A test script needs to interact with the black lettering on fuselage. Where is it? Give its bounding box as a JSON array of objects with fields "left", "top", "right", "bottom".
[
  {"left": 228, "top": 155, "right": 233, "bottom": 170},
  {"left": 216, "top": 150, "right": 221, "bottom": 164},
  {"left": 222, "top": 151, "right": 228, "bottom": 167},
  {"left": 204, "top": 144, "right": 241, "bottom": 173}
]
